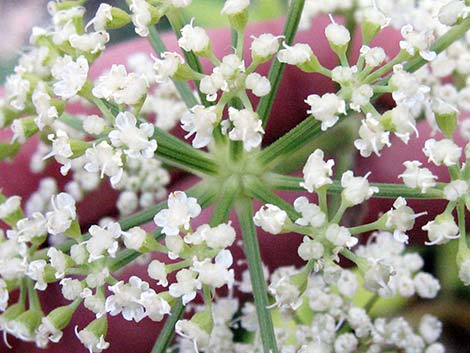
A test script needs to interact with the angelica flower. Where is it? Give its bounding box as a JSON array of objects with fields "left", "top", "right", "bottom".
[
  {"left": 221, "top": 0, "right": 250, "bottom": 15},
  {"left": 109, "top": 112, "right": 157, "bottom": 159},
  {"left": 250, "top": 33, "right": 282, "bottom": 62},
  {"left": 84, "top": 141, "right": 123, "bottom": 187},
  {"left": 399, "top": 161, "right": 437, "bottom": 193},
  {"left": 76, "top": 318, "right": 110, "bottom": 353},
  {"left": 443, "top": 180, "right": 468, "bottom": 201},
  {"left": 227, "top": 107, "right": 264, "bottom": 151},
  {"left": 458, "top": 258, "right": 470, "bottom": 286},
  {"left": 181, "top": 105, "right": 217, "bottom": 148},
  {"left": 129, "top": 0, "right": 154, "bottom": 37},
  {"left": 45, "top": 130, "right": 73, "bottom": 175},
  {"left": 87, "top": 222, "right": 121, "bottom": 262},
  {"left": 46, "top": 193, "right": 76, "bottom": 235},
  {"left": 400, "top": 25, "right": 436, "bottom": 61},
  {"left": 25, "top": 260, "right": 49, "bottom": 291},
  {"left": 414, "top": 273, "right": 440, "bottom": 298},
  {"left": 438, "top": 0, "right": 469, "bottom": 26},
  {"left": 32, "top": 81, "right": 58, "bottom": 130},
  {"left": 300, "top": 149, "right": 334, "bottom": 192},
  {"left": 423, "top": 138, "right": 462, "bottom": 166},
  {"left": 360, "top": 45, "right": 386, "bottom": 67},
  {"left": 51, "top": 55, "right": 88, "bottom": 99},
  {"left": 0, "top": 196, "right": 21, "bottom": 220},
  {"left": 354, "top": 114, "right": 390, "bottom": 157},
  {"left": 245, "top": 72, "right": 271, "bottom": 97},
  {"left": 139, "top": 291, "right": 171, "bottom": 322},
  {"left": 268, "top": 275, "right": 303, "bottom": 310},
  {"left": 325, "top": 22, "right": 351, "bottom": 47},
  {"left": 341, "top": 171, "right": 378, "bottom": 206},
  {"left": 293, "top": 196, "right": 326, "bottom": 228},
  {"left": 277, "top": 43, "right": 313, "bottom": 65},
  {"left": 422, "top": 214, "right": 460, "bottom": 246},
  {"left": 297, "top": 236, "right": 324, "bottom": 261},
  {"left": 105, "top": 276, "right": 150, "bottom": 322},
  {"left": 69, "top": 31, "right": 110, "bottom": 54},
  {"left": 169, "top": 269, "right": 201, "bottom": 305},
  {"left": 154, "top": 191, "right": 201, "bottom": 236},
  {"left": 363, "top": 260, "right": 395, "bottom": 296},
  {"left": 191, "top": 250, "right": 235, "bottom": 288},
  {"left": 148, "top": 260, "right": 168, "bottom": 287},
  {"left": 178, "top": 20, "right": 211, "bottom": 54},
  {"left": 0, "top": 279, "right": 9, "bottom": 311},
  {"left": 384, "top": 197, "right": 420, "bottom": 243},
  {"left": 87, "top": 3, "right": 113, "bottom": 31},
  {"left": 83, "top": 115, "right": 106, "bottom": 135},
  {"left": 153, "top": 52, "right": 185, "bottom": 82},
  {"left": 326, "top": 224, "right": 358, "bottom": 248},
  {"left": 253, "top": 204, "right": 287, "bottom": 234},
  {"left": 305, "top": 93, "right": 346, "bottom": 131}
]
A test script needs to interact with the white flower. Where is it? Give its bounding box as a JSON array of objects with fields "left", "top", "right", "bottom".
[
  {"left": 170, "top": 0, "right": 192, "bottom": 8},
  {"left": 83, "top": 115, "right": 106, "bottom": 135},
  {"left": 178, "top": 20, "right": 210, "bottom": 54},
  {"left": 87, "top": 222, "right": 121, "bottom": 261},
  {"left": 148, "top": 260, "right": 168, "bottom": 287},
  {"left": 0, "top": 196, "right": 21, "bottom": 219},
  {"left": 154, "top": 191, "right": 201, "bottom": 236},
  {"left": 105, "top": 276, "right": 150, "bottom": 322},
  {"left": 414, "top": 273, "right": 440, "bottom": 298},
  {"left": 438, "top": 0, "right": 469, "bottom": 26},
  {"left": 390, "top": 66, "right": 430, "bottom": 107},
  {"left": 245, "top": 72, "right": 271, "bottom": 97},
  {"left": 181, "top": 105, "right": 217, "bottom": 148},
  {"left": 139, "top": 291, "right": 171, "bottom": 321},
  {"left": 298, "top": 236, "right": 324, "bottom": 261},
  {"left": 84, "top": 141, "right": 123, "bottom": 187},
  {"left": 0, "top": 279, "right": 9, "bottom": 311},
  {"left": 385, "top": 105, "right": 417, "bottom": 144},
  {"left": 443, "top": 180, "right": 468, "bottom": 201},
  {"left": 46, "top": 193, "right": 76, "bottom": 235},
  {"left": 325, "top": 22, "right": 350, "bottom": 47},
  {"left": 399, "top": 161, "right": 437, "bottom": 193},
  {"left": 354, "top": 114, "right": 390, "bottom": 157},
  {"left": 169, "top": 269, "right": 201, "bottom": 304},
  {"left": 325, "top": 224, "right": 358, "bottom": 248},
  {"left": 293, "top": 196, "right": 326, "bottom": 228},
  {"left": 305, "top": 93, "right": 346, "bottom": 131},
  {"left": 334, "top": 333, "right": 358, "bottom": 353},
  {"left": 250, "top": 33, "right": 281, "bottom": 61},
  {"left": 384, "top": 197, "right": 420, "bottom": 243},
  {"left": 253, "top": 204, "right": 287, "bottom": 234},
  {"left": 268, "top": 275, "right": 303, "bottom": 310},
  {"left": 221, "top": 0, "right": 250, "bottom": 15},
  {"left": 87, "top": 3, "right": 113, "bottom": 31},
  {"left": 36, "top": 317, "right": 63, "bottom": 347},
  {"left": 300, "top": 149, "right": 334, "bottom": 192},
  {"left": 51, "top": 55, "right": 88, "bottom": 99},
  {"left": 422, "top": 215, "right": 459, "bottom": 246},
  {"left": 458, "top": 258, "right": 470, "bottom": 286},
  {"left": 93, "top": 65, "right": 148, "bottom": 105},
  {"left": 32, "top": 81, "right": 58, "bottom": 130},
  {"left": 175, "top": 319, "right": 210, "bottom": 351},
  {"left": 69, "top": 31, "right": 110, "bottom": 54},
  {"left": 187, "top": 223, "right": 236, "bottom": 249},
  {"left": 341, "top": 171, "right": 378, "bottom": 206},
  {"left": 109, "top": 112, "right": 157, "bottom": 159},
  {"left": 5, "top": 74, "right": 30, "bottom": 111},
  {"left": 45, "top": 130, "right": 75, "bottom": 175},
  {"left": 277, "top": 43, "right": 313, "bottom": 65},
  {"left": 419, "top": 314, "right": 442, "bottom": 344},
  {"left": 400, "top": 25, "right": 436, "bottom": 61},
  {"left": 25, "top": 260, "right": 48, "bottom": 291},
  {"left": 191, "top": 250, "right": 235, "bottom": 288},
  {"left": 423, "top": 138, "right": 462, "bottom": 166},
  {"left": 47, "top": 248, "right": 68, "bottom": 279},
  {"left": 227, "top": 107, "right": 264, "bottom": 151},
  {"left": 153, "top": 52, "right": 184, "bottom": 82},
  {"left": 363, "top": 260, "right": 395, "bottom": 296},
  {"left": 122, "top": 226, "right": 147, "bottom": 251},
  {"left": 360, "top": 45, "right": 386, "bottom": 67},
  {"left": 76, "top": 328, "right": 109, "bottom": 353},
  {"left": 60, "top": 278, "right": 83, "bottom": 301},
  {"left": 130, "top": 0, "right": 153, "bottom": 37},
  {"left": 350, "top": 84, "right": 373, "bottom": 112}
]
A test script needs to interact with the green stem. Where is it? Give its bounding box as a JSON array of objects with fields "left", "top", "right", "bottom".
[
  {"left": 153, "top": 127, "right": 219, "bottom": 176},
  {"left": 243, "top": 175, "right": 299, "bottom": 220},
  {"left": 349, "top": 219, "right": 382, "bottom": 235},
  {"left": 258, "top": 116, "right": 338, "bottom": 170},
  {"left": 27, "top": 279, "right": 42, "bottom": 313},
  {"left": 209, "top": 176, "right": 239, "bottom": 226},
  {"left": 457, "top": 202, "right": 468, "bottom": 253},
  {"left": 257, "top": 0, "right": 306, "bottom": 128},
  {"left": 264, "top": 174, "right": 446, "bottom": 199},
  {"left": 317, "top": 188, "right": 328, "bottom": 219},
  {"left": 235, "top": 197, "right": 279, "bottom": 353},
  {"left": 148, "top": 26, "right": 199, "bottom": 108},
  {"left": 331, "top": 202, "right": 348, "bottom": 224},
  {"left": 151, "top": 299, "right": 185, "bottom": 353}
]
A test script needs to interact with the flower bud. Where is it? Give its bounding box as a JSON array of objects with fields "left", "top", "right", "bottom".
[
  {"left": 7, "top": 309, "right": 43, "bottom": 341},
  {"left": 221, "top": 0, "right": 250, "bottom": 32},
  {"left": 76, "top": 317, "right": 109, "bottom": 353},
  {"left": 175, "top": 309, "right": 213, "bottom": 350},
  {"left": 432, "top": 99, "right": 458, "bottom": 138},
  {"left": 122, "top": 226, "right": 165, "bottom": 253},
  {"left": 361, "top": 7, "right": 390, "bottom": 44},
  {"left": 325, "top": 22, "right": 351, "bottom": 55},
  {"left": 11, "top": 116, "right": 39, "bottom": 144}
]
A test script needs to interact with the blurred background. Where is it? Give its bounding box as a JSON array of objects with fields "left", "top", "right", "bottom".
[{"left": 0, "top": 0, "right": 286, "bottom": 83}]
